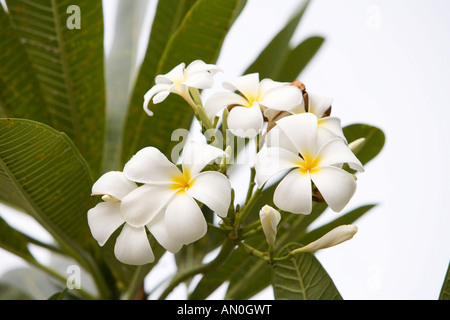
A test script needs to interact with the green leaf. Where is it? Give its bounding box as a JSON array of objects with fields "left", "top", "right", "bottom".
[
  {"left": 439, "top": 261, "right": 450, "bottom": 300},
  {"left": 0, "top": 216, "right": 35, "bottom": 263},
  {"left": 47, "top": 288, "right": 68, "bottom": 300},
  {"left": 0, "top": 5, "right": 49, "bottom": 123},
  {"left": 4, "top": 0, "right": 106, "bottom": 177},
  {"left": 274, "top": 36, "right": 325, "bottom": 82},
  {"left": 272, "top": 242, "right": 342, "bottom": 300},
  {"left": 244, "top": 0, "right": 311, "bottom": 80},
  {"left": 0, "top": 118, "right": 95, "bottom": 254},
  {"left": 122, "top": 0, "right": 245, "bottom": 164},
  {"left": 343, "top": 124, "right": 385, "bottom": 166},
  {"left": 102, "top": 0, "right": 153, "bottom": 172}
]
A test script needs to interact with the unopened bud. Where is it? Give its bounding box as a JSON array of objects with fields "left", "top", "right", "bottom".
[
  {"left": 348, "top": 138, "right": 366, "bottom": 154},
  {"left": 259, "top": 205, "right": 281, "bottom": 247},
  {"left": 295, "top": 225, "right": 358, "bottom": 253}
]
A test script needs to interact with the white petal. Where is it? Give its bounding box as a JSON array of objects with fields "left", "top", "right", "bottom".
[
  {"left": 310, "top": 166, "right": 357, "bottom": 212},
  {"left": 123, "top": 147, "right": 182, "bottom": 184},
  {"left": 316, "top": 138, "right": 364, "bottom": 172},
  {"left": 120, "top": 184, "right": 176, "bottom": 227},
  {"left": 87, "top": 202, "right": 125, "bottom": 246},
  {"left": 227, "top": 104, "right": 263, "bottom": 138},
  {"left": 265, "top": 125, "right": 298, "bottom": 154},
  {"left": 114, "top": 224, "right": 154, "bottom": 265},
  {"left": 255, "top": 146, "right": 299, "bottom": 187},
  {"left": 152, "top": 87, "right": 172, "bottom": 104},
  {"left": 187, "top": 171, "right": 231, "bottom": 218},
  {"left": 181, "top": 142, "right": 227, "bottom": 176},
  {"left": 146, "top": 212, "right": 183, "bottom": 253},
  {"left": 157, "top": 62, "right": 185, "bottom": 83},
  {"left": 204, "top": 91, "right": 247, "bottom": 121},
  {"left": 183, "top": 71, "right": 214, "bottom": 89},
  {"left": 91, "top": 171, "right": 137, "bottom": 200},
  {"left": 273, "top": 169, "right": 312, "bottom": 214},
  {"left": 144, "top": 83, "right": 172, "bottom": 105},
  {"left": 260, "top": 85, "right": 303, "bottom": 111},
  {"left": 223, "top": 73, "right": 260, "bottom": 98},
  {"left": 318, "top": 116, "right": 346, "bottom": 143},
  {"left": 308, "top": 93, "right": 333, "bottom": 117},
  {"left": 185, "top": 60, "right": 221, "bottom": 76},
  {"left": 276, "top": 113, "right": 319, "bottom": 156},
  {"left": 165, "top": 192, "right": 207, "bottom": 245}
]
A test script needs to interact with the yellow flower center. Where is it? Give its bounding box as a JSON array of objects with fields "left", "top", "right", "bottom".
[
  {"left": 243, "top": 92, "right": 261, "bottom": 108},
  {"left": 171, "top": 170, "right": 194, "bottom": 192},
  {"left": 297, "top": 153, "right": 321, "bottom": 175}
]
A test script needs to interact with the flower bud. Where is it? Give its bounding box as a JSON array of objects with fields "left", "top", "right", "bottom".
[
  {"left": 259, "top": 205, "right": 281, "bottom": 247},
  {"left": 296, "top": 225, "right": 358, "bottom": 253},
  {"left": 348, "top": 138, "right": 366, "bottom": 154}
]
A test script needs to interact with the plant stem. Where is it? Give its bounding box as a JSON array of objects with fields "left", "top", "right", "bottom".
[
  {"left": 235, "top": 186, "right": 262, "bottom": 227},
  {"left": 158, "top": 239, "right": 235, "bottom": 300},
  {"left": 122, "top": 265, "right": 149, "bottom": 300}
]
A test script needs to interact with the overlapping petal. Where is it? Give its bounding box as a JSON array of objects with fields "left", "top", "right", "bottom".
[
  {"left": 273, "top": 169, "right": 312, "bottom": 214},
  {"left": 146, "top": 212, "right": 183, "bottom": 253},
  {"left": 114, "top": 224, "right": 155, "bottom": 265},
  {"left": 165, "top": 191, "right": 208, "bottom": 245},
  {"left": 310, "top": 166, "right": 357, "bottom": 212},
  {"left": 123, "top": 147, "right": 181, "bottom": 184},
  {"left": 227, "top": 104, "right": 263, "bottom": 138},
  {"left": 275, "top": 113, "right": 319, "bottom": 156},
  {"left": 87, "top": 202, "right": 124, "bottom": 246},
  {"left": 181, "top": 142, "right": 227, "bottom": 176},
  {"left": 204, "top": 92, "right": 247, "bottom": 121},
  {"left": 120, "top": 184, "right": 176, "bottom": 228},
  {"left": 187, "top": 171, "right": 231, "bottom": 217},
  {"left": 255, "top": 146, "right": 299, "bottom": 187},
  {"left": 91, "top": 171, "right": 137, "bottom": 201},
  {"left": 316, "top": 138, "right": 364, "bottom": 172}
]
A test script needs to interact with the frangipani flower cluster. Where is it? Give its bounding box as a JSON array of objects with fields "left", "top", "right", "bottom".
[
  {"left": 87, "top": 59, "right": 366, "bottom": 265},
  {"left": 88, "top": 142, "right": 230, "bottom": 265}
]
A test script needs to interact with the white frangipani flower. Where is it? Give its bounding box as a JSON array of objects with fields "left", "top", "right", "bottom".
[
  {"left": 123, "top": 142, "right": 231, "bottom": 247},
  {"left": 143, "top": 60, "right": 221, "bottom": 116},
  {"left": 259, "top": 205, "right": 281, "bottom": 247},
  {"left": 205, "top": 73, "right": 302, "bottom": 138},
  {"left": 87, "top": 171, "right": 178, "bottom": 265},
  {"left": 255, "top": 113, "right": 364, "bottom": 215}
]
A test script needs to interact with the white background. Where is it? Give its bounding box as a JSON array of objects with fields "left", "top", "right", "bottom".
[{"left": 1, "top": 0, "right": 449, "bottom": 300}]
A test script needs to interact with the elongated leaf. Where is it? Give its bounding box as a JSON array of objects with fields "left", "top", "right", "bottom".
[
  {"left": 273, "top": 242, "right": 342, "bottom": 300},
  {"left": 244, "top": 0, "right": 311, "bottom": 79},
  {"left": 0, "top": 216, "right": 35, "bottom": 262},
  {"left": 122, "top": 0, "right": 245, "bottom": 164},
  {"left": 0, "top": 118, "right": 95, "bottom": 253},
  {"left": 439, "top": 261, "right": 450, "bottom": 300},
  {"left": 102, "top": 0, "right": 152, "bottom": 172},
  {"left": 343, "top": 124, "right": 385, "bottom": 166},
  {"left": 275, "top": 36, "right": 325, "bottom": 82},
  {"left": 4, "top": 0, "right": 106, "bottom": 177},
  {"left": 0, "top": 6, "right": 49, "bottom": 123}
]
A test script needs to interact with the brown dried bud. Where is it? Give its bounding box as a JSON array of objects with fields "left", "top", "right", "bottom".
[{"left": 290, "top": 80, "right": 309, "bottom": 112}]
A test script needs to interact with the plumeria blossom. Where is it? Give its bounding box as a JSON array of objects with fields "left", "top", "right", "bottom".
[
  {"left": 88, "top": 171, "right": 172, "bottom": 265},
  {"left": 204, "top": 73, "right": 302, "bottom": 138},
  {"left": 265, "top": 91, "right": 346, "bottom": 147},
  {"left": 123, "top": 142, "right": 231, "bottom": 248},
  {"left": 255, "top": 113, "right": 364, "bottom": 215},
  {"left": 143, "top": 60, "right": 221, "bottom": 116}
]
